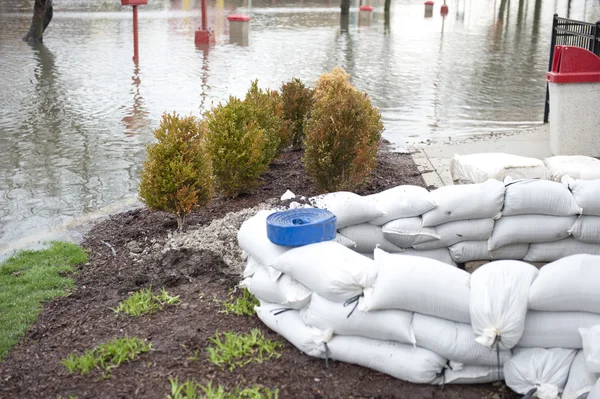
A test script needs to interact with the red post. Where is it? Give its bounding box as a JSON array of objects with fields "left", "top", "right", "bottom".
[
  {"left": 133, "top": 5, "right": 139, "bottom": 61},
  {"left": 201, "top": 0, "right": 207, "bottom": 31},
  {"left": 195, "top": 0, "right": 214, "bottom": 46}
]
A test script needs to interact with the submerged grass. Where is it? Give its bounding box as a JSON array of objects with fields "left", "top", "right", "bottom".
[
  {"left": 0, "top": 242, "right": 88, "bottom": 360},
  {"left": 206, "top": 329, "right": 282, "bottom": 371},
  {"left": 61, "top": 336, "right": 151, "bottom": 378},
  {"left": 219, "top": 288, "right": 259, "bottom": 317},
  {"left": 167, "top": 378, "right": 279, "bottom": 399},
  {"left": 113, "top": 287, "right": 180, "bottom": 317}
]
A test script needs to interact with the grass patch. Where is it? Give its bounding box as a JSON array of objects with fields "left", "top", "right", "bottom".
[
  {"left": 0, "top": 241, "right": 88, "bottom": 360},
  {"left": 206, "top": 329, "right": 281, "bottom": 371},
  {"left": 219, "top": 288, "right": 259, "bottom": 317},
  {"left": 113, "top": 287, "right": 180, "bottom": 317},
  {"left": 61, "top": 336, "right": 151, "bottom": 378},
  {"left": 167, "top": 378, "right": 279, "bottom": 399}
]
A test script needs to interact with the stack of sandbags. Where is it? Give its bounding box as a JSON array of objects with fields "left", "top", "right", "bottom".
[
  {"left": 523, "top": 179, "right": 600, "bottom": 262},
  {"left": 419, "top": 179, "right": 524, "bottom": 264},
  {"left": 236, "top": 183, "right": 600, "bottom": 394},
  {"left": 329, "top": 186, "right": 458, "bottom": 266},
  {"left": 372, "top": 180, "right": 504, "bottom": 266},
  {"left": 517, "top": 255, "right": 600, "bottom": 349},
  {"left": 486, "top": 179, "right": 579, "bottom": 263},
  {"left": 357, "top": 248, "right": 504, "bottom": 383}
]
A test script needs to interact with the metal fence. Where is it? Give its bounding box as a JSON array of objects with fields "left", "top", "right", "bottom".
[{"left": 544, "top": 14, "right": 600, "bottom": 123}]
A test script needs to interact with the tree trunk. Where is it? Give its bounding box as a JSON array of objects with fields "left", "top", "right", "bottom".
[
  {"left": 341, "top": 0, "right": 350, "bottom": 16},
  {"left": 23, "top": 0, "right": 53, "bottom": 43},
  {"left": 176, "top": 214, "right": 187, "bottom": 232},
  {"left": 384, "top": 0, "right": 391, "bottom": 14}
]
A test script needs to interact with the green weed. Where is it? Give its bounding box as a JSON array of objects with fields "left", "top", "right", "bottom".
[
  {"left": 0, "top": 242, "right": 87, "bottom": 360},
  {"left": 167, "top": 378, "right": 279, "bottom": 399},
  {"left": 188, "top": 349, "right": 200, "bottom": 363},
  {"left": 206, "top": 329, "right": 281, "bottom": 371},
  {"left": 61, "top": 336, "right": 151, "bottom": 378},
  {"left": 113, "top": 287, "right": 180, "bottom": 317},
  {"left": 219, "top": 289, "right": 258, "bottom": 317}
]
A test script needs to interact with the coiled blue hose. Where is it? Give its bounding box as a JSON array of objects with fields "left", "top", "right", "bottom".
[{"left": 266, "top": 208, "right": 337, "bottom": 246}]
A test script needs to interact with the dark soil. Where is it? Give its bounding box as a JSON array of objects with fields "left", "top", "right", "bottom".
[{"left": 0, "top": 145, "right": 516, "bottom": 399}]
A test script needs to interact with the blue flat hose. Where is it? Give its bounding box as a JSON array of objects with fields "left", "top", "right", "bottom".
[{"left": 266, "top": 208, "right": 337, "bottom": 246}]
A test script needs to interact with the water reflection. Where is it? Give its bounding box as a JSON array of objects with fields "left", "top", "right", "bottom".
[
  {"left": 122, "top": 62, "right": 152, "bottom": 136},
  {"left": 2, "top": 0, "right": 600, "bottom": 247}
]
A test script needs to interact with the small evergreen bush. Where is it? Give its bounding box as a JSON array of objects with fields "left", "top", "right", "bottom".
[
  {"left": 138, "top": 113, "right": 213, "bottom": 231},
  {"left": 280, "top": 78, "right": 314, "bottom": 150},
  {"left": 304, "top": 67, "right": 383, "bottom": 191},
  {"left": 204, "top": 96, "right": 278, "bottom": 197},
  {"left": 244, "top": 80, "right": 290, "bottom": 153}
]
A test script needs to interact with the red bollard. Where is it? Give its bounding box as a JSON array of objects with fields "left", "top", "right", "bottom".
[
  {"left": 121, "top": 0, "right": 147, "bottom": 61},
  {"left": 195, "top": 0, "right": 215, "bottom": 46},
  {"left": 440, "top": 0, "right": 449, "bottom": 15}
]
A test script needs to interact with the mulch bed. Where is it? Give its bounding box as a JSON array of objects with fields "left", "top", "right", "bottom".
[{"left": 0, "top": 144, "right": 515, "bottom": 399}]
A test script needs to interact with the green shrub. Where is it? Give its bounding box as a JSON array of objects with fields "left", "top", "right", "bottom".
[
  {"left": 204, "top": 97, "right": 278, "bottom": 197},
  {"left": 304, "top": 67, "right": 383, "bottom": 191},
  {"left": 244, "top": 80, "right": 290, "bottom": 153},
  {"left": 139, "top": 113, "right": 213, "bottom": 231},
  {"left": 280, "top": 78, "right": 314, "bottom": 150}
]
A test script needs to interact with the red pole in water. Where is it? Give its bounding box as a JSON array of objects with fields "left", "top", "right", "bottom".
[
  {"left": 133, "top": 5, "right": 139, "bottom": 61},
  {"left": 195, "top": 0, "right": 214, "bottom": 45},
  {"left": 201, "top": 0, "right": 207, "bottom": 31}
]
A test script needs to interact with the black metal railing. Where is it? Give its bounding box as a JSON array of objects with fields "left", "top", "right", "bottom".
[{"left": 544, "top": 14, "right": 600, "bottom": 123}]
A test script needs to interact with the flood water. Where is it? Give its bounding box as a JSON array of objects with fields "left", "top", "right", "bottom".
[{"left": 1, "top": 0, "right": 599, "bottom": 247}]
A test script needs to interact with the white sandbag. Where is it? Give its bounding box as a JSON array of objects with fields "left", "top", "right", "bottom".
[
  {"left": 237, "top": 210, "right": 289, "bottom": 266},
  {"left": 255, "top": 302, "right": 331, "bottom": 358},
  {"left": 326, "top": 335, "right": 446, "bottom": 384},
  {"left": 528, "top": 254, "right": 600, "bottom": 313},
  {"left": 567, "top": 178, "right": 600, "bottom": 216},
  {"left": 504, "top": 348, "right": 577, "bottom": 399},
  {"left": 449, "top": 241, "right": 529, "bottom": 263},
  {"left": 451, "top": 153, "right": 548, "bottom": 184},
  {"left": 470, "top": 260, "right": 538, "bottom": 350},
  {"left": 524, "top": 238, "right": 600, "bottom": 262},
  {"left": 310, "top": 191, "right": 384, "bottom": 229},
  {"left": 366, "top": 185, "right": 437, "bottom": 225},
  {"left": 338, "top": 223, "right": 402, "bottom": 253},
  {"left": 581, "top": 325, "right": 600, "bottom": 373},
  {"left": 272, "top": 241, "right": 377, "bottom": 302},
  {"left": 240, "top": 265, "right": 311, "bottom": 310},
  {"left": 395, "top": 248, "right": 457, "bottom": 267},
  {"left": 487, "top": 215, "right": 576, "bottom": 250},
  {"left": 517, "top": 311, "right": 600, "bottom": 349},
  {"left": 421, "top": 179, "right": 505, "bottom": 227},
  {"left": 300, "top": 293, "right": 416, "bottom": 345},
  {"left": 242, "top": 256, "right": 262, "bottom": 278},
  {"left": 563, "top": 350, "right": 599, "bottom": 399},
  {"left": 361, "top": 249, "right": 471, "bottom": 323},
  {"left": 569, "top": 217, "right": 600, "bottom": 244},
  {"left": 413, "top": 219, "right": 494, "bottom": 250},
  {"left": 502, "top": 179, "right": 582, "bottom": 216},
  {"left": 444, "top": 365, "right": 504, "bottom": 384},
  {"left": 333, "top": 233, "right": 357, "bottom": 248},
  {"left": 381, "top": 217, "right": 440, "bottom": 248},
  {"left": 544, "top": 156, "right": 600, "bottom": 181},
  {"left": 412, "top": 313, "right": 511, "bottom": 367},
  {"left": 590, "top": 378, "right": 600, "bottom": 399}
]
